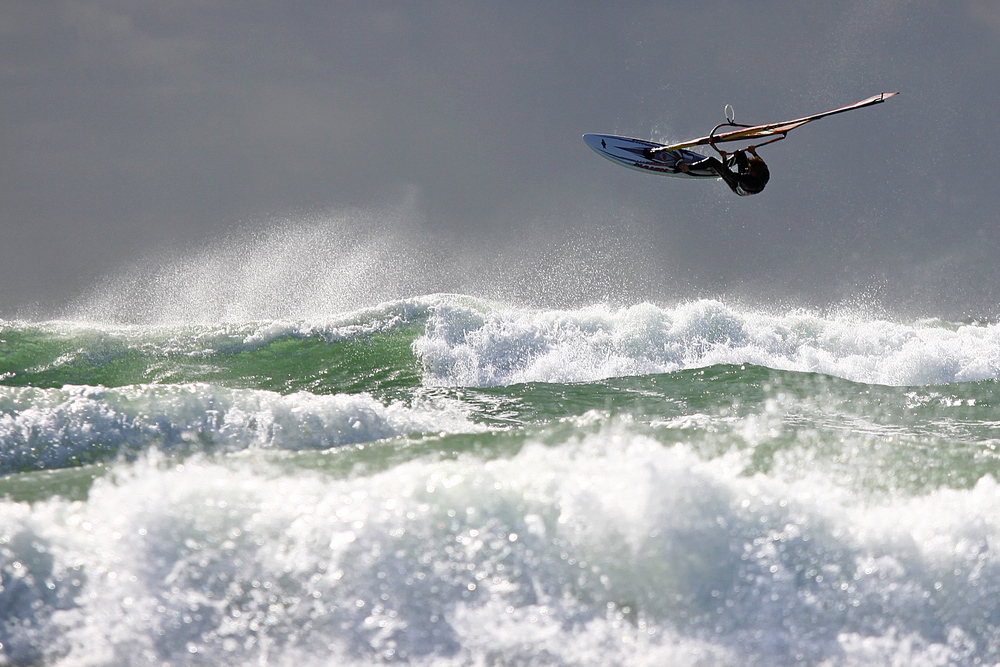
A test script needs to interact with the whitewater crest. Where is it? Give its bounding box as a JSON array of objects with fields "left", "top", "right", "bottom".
[
  {"left": 411, "top": 297, "right": 1000, "bottom": 387},
  {"left": 0, "top": 383, "right": 481, "bottom": 474}
]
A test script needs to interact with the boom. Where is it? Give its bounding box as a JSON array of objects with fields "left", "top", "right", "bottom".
[{"left": 653, "top": 92, "right": 898, "bottom": 153}]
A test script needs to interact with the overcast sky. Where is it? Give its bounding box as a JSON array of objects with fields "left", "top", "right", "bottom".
[{"left": 3, "top": 1, "right": 999, "bottom": 321}]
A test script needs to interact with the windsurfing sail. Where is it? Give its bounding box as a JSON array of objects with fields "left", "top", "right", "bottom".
[{"left": 653, "top": 92, "right": 898, "bottom": 154}]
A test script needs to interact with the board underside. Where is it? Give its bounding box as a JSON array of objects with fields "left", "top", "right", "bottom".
[{"left": 583, "top": 134, "right": 718, "bottom": 179}]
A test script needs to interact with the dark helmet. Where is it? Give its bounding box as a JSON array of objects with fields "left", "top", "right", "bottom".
[{"left": 739, "top": 156, "right": 770, "bottom": 195}]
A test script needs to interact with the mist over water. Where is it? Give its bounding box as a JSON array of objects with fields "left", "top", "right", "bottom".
[
  {"left": 60, "top": 197, "right": 991, "bottom": 333},
  {"left": 65, "top": 206, "right": 441, "bottom": 323},
  {"left": 59, "top": 198, "right": 706, "bottom": 325}
]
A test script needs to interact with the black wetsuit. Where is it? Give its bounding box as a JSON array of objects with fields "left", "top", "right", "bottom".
[{"left": 693, "top": 150, "right": 769, "bottom": 196}]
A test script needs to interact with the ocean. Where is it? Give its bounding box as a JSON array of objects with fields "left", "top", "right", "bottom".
[{"left": 4, "top": 293, "right": 1000, "bottom": 666}]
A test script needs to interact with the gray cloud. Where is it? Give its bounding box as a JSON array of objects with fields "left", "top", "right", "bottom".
[{"left": 2, "top": 1, "right": 997, "bottom": 321}]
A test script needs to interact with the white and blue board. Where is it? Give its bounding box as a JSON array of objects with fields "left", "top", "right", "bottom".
[{"left": 582, "top": 134, "right": 717, "bottom": 179}]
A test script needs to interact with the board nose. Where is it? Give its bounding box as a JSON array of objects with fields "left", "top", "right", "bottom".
[{"left": 582, "top": 133, "right": 610, "bottom": 151}]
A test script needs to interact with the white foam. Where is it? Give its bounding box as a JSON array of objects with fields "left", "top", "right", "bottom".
[
  {"left": 413, "top": 298, "right": 1000, "bottom": 387},
  {"left": 4, "top": 422, "right": 1000, "bottom": 665},
  {"left": 0, "top": 384, "right": 481, "bottom": 473}
]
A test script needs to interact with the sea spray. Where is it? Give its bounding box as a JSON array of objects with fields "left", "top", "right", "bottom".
[{"left": 60, "top": 204, "right": 679, "bottom": 325}]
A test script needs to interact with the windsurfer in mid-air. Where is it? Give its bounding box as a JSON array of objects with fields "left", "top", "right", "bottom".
[
  {"left": 677, "top": 145, "right": 770, "bottom": 196},
  {"left": 586, "top": 93, "right": 896, "bottom": 197}
]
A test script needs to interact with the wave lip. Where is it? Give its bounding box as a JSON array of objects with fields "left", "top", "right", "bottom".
[
  {"left": 3, "top": 295, "right": 431, "bottom": 361},
  {"left": 0, "top": 383, "right": 481, "bottom": 474},
  {"left": 413, "top": 298, "right": 1000, "bottom": 387},
  {"left": 0, "top": 297, "right": 439, "bottom": 393}
]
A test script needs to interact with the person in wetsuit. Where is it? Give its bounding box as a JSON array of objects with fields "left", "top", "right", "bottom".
[{"left": 679, "top": 146, "right": 770, "bottom": 196}]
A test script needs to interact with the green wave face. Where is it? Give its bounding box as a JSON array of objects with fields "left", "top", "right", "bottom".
[
  {"left": 3, "top": 296, "right": 1000, "bottom": 490},
  {"left": 3, "top": 358, "right": 999, "bottom": 497},
  {"left": 0, "top": 321, "right": 425, "bottom": 396},
  {"left": 0, "top": 295, "right": 1000, "bottom": 488},
  {"left": 462, "top": 365, "right": 1000, "bottom": 493}
]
